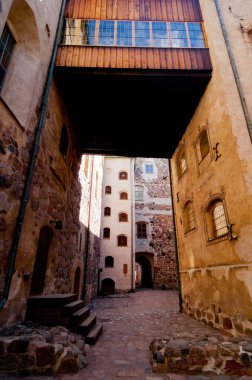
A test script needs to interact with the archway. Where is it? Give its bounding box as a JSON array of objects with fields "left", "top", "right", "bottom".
[
  {"left": 30, "top": 226, "right": 53, "bottom": 295},
  {"left": 101, "top": 278, "right": 115, "bottom": 295},
  {"left": 73, "top": 267, "right": 81, "bottom": 297},
  {"left": 135, "top": 253, "right": 153, "bottom": 288}
]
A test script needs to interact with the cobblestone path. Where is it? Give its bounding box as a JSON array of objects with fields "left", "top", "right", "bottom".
[{"left": 59, "top": 289, "right": 251, "bottom": 380}]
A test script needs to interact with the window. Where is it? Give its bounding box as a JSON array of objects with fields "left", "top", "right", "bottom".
[
  {"left": 118, "top": 235, "right": 127, "bottom": 246},
  {"left": 152, "top": 22, "right": 169, "bottom": 47},
  {"left": 105, "top": 256, "right": 114, "bottom": 268},
  {"left": 80, "top": 20, "right": 96, "bottom": 45},
  {"left": 205, "top": 199, "right": 228, "bottom": 241},
  {"left": 177, "top": 151, "right": 187, "bottom": 178},
  {"left": 120, "top": 192, "right": 128, "bottom": 200},
  {"left": 145, "top": 164, "right": 154, "bottom": 174},
  {"left": 59, "top": 124, "right": 68, "bottom": 160},
  {"left": 119, "top": 171, "right": 128, "bottom": 180},
  {"left": 183, "top": 201, "right": 196, "bottom": 233},
  {"left": 0, "top": 24, "right": 15, "bottom": 92},
  {"left": 199, "top": 131, "right": 210, "bottom": 161},
  {"left": 135, "top": 185, "right": 144, "bottom": 201},
  {"left": 137, "top": 223, "right": 147, "bottom": 239},
  {"left": 104, "top": 207, "right": 111, "bottom": 216},
  {"left": 103, "top": 227, "right": 110, "bottom": 239},
  {"left": 117, "top": 21, "right": 132, "bottom": 47},
  {"left": 170, "top": 22, "right": 188, "bottom": 48},
  {"left": 119, "top": 213, "right": 128, "bottom": 222},
  {"left": 105, "top": 186, "right": 111, "bottom": 194},
  {"left": 135, "top": 21, "right": 150, "bottom": 47},
  {"left": 188, "top": 23, "right": 205, "bottom": 48},
  {"left": 98, "top": 20, "right": 114, "bottom": 46}
]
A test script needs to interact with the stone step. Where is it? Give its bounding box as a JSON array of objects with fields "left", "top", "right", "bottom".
[
  {"left": 70, "top": 306, "right": 90, "bottom": 325},
  {"left": 63, "top": 300, "right": 85, "bottom": 315},
  {"left": 27, "top": 294, "right": 77, "bottom": 308},
  {"left": 85, "top": 323, "right": 103, "bottom": 345},
  {"left": 78, "top": 315, "right": 97, "bottom": 336}
]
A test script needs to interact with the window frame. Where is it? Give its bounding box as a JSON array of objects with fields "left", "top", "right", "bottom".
[
  {"left": 0, "top": 24, "right": 16, "bottom": 92},
  {"left": 136, "top": 222, "right": 148, "bottom": 239},
  {"left": 135, "top": 185, "right": 144, "bottom": 202},
  {"left": 105, "top": 185, "right": 111, "bottom": 194},
  {"left": 145, "top": 163, "right": 154, "bottom": 174},
  {"left": 104, "top": 207, "right": 111, "bottom": 216},
  {"left": 105, "top": 256, "right": 114, "bottom": 268},
  {"left": 183, "top": 201, "right": 196, "bottom": 234},
  {"left": 103, "top": 227, "right": 110, "bottom": 239},
  {"left": 120, "top": 191, "right": 128, "bottom": 200},
  {"left": 204, "top": 197, "right": 229, "bottom": 244},
  {"left": 176, "top": 149, "right": 187, "bottom": 179},
  {"left": 119, "top": 212, "right": 128, "bottom": 222},
  {"left": 119, "top": 171, "right": 128, "bottom": 180},
  {"left": 117, "top": 235, "right": 127, "bottom": 246}
]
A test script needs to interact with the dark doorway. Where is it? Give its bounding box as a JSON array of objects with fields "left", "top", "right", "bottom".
[
  {"left": 30, "top": 226, "right": 53, "bottom": 295},
  {"left": 74, "top": 267, "right": 81, "bottom": 297},
  {"left": 101, "top": 278, "right": 115, "bottom": 295},
  {"left": 136, "top": 255, "right": 153, "bottom": 288}
]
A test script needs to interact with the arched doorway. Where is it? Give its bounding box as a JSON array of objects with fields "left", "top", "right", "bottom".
[
  {"left": 101, "top": 278, "right": 115, "bottom": 295},
  {"left": 74, "top": 267, "right": 81, "bottom": 297},
  {"left": 30, "top": 226, "right": 53, "bottom": 295},
  {"left": 135, "top": 253, "right": 153, "bottom": 288}
]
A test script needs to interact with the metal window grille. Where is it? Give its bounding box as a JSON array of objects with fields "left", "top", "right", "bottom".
[
  {"left": 0, "top": 24, "right": 15, "bottom": 91},
  {"left": 212, "top": 203, "right": 228, "bottom": 237},
  {"left": 137, "top": 223, "right": 147, "bottom": 239}
]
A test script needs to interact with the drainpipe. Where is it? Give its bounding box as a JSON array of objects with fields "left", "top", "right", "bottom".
[
  {"left": 130, "top": 158, "right": 135, "bottom": 292},
  {"left": 0, "top": 0, "right": 67, "bottom": 312},
  {"left": 168, "top": 159, "right": 183, "bottom": 313},
  {"left": 82, "top": 156, "right": 94, "bottom": 304},
  {"left": 214, "top": 0, "right": 252, "bottom": 142}
]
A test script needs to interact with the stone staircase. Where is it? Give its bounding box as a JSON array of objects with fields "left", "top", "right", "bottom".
[{"left": 25, "top": 294, "right": 103, "bottom": 345}]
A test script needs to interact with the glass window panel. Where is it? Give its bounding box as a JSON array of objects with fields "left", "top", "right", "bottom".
[
  {"left": 213, "top": 203, "right": 228, "bottom": 237},
  {"left": 117, "top": 21, "right": 132, "bottom": 47},
  {"left": 80, "top": 20, "right": 96, "bottom": 46},
  {"left": 146, "top": 164, "right": 154, "bottom": 174},
  {"left": 188, "top": 23, "right": 205, "bottom": 48},
  {"left": 0, "top": 25, "right": 15, "bottom": 91},
  {"left": 170, "top": 22, "right": 188, "bottom": 47},
  {"left": 98, "top": 20, "right": 114, "bottom": 46},
  {"left": 135, "top": 21, "right": 150, "bottom": 47},
  {"left": 152, "top": 22, "right": 169, "bottom": 47}
]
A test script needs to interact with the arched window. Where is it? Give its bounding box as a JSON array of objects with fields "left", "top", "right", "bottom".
[
  {"left": 118, "top": 235, "right": 127, "bottom": 246},
  {"left": 177, "top": 150, "right": 187, "bottom": 178},
  {"left": 0, "top": 25, "right": 16, "bottom": 92},
  {"left": 119, "top": 171, "right": 128, "bottom": 180},
  {"left": 205, "top": 199, "right": 228, "bottom": 241},
  {"left": 119, "top": 213, "right": 128, "bottom": 222},
  {"left": 199, "top": 130, "right": 210, "bottom": 161},
  {"left": 135, "top": 185, "right": 144, "bottom": 201},
  {"left": 105, "top": 256, "right": 114, "bottom": 268},
  {"left": 183, "top": 201, "right": 196, "bottom": 233},
  {"left": 103, "top": 227, "right": 110, "bottom": 239},
  {"left": 105, "top": 186, "right": 111, "bottom": 194},
  {"left": 120, "top": 192, "right": 128, "bottom": 200},
  {"left": 104, "top": 207, "right": 111, "bottom": 216},
  {"left": 59, "top": 124, "right": 68, "bottom": 160},
  {"left": 136, "top": 222, "right": 147, "bottom": 239}
]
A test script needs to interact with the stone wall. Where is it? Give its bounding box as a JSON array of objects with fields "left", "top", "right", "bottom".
[
  {"left": 171, "top": 0, "right": 252, "bottom": 336},
  {"left": 135, "top": 158, "right": 177, "bottom": 289}
]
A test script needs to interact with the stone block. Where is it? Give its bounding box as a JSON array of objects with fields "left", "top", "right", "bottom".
[
  {"left": 36, "top": 343, "right": 54, "bottom": 367},
  {"left": 7, "top": 338, "right": 29, "bottom": 353},
  {"left": 56, "top": 350, "right": 78, "bottom": 373}
]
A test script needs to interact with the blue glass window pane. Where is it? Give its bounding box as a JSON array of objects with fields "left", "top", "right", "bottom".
[
  {"left": 170, "top": 22, "right": 188, "bottom": 47},
  {"left": 146, "top": 164, "right": 154, "bottom": 174},
  {"left": 117, "top": 21, "right": 132, "bottom": 47},
  {"left": 152, "top": 22, "right": 169, "bottom": 47},
  {"left": 98, "top": 20, "right": 114, "bottom": 46},
  {"left": 80, "top": 20, "right": 96, "bottom": 45},
  {"left": 135, "top": 21, "right": 150, "bottom": 47},
  {"left": 188, "top": 23, "right": 205, "bottom": 48}
]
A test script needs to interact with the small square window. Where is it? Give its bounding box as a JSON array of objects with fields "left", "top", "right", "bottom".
[{"left": 145, "top": 164, "right": 154, "bottom": 174}]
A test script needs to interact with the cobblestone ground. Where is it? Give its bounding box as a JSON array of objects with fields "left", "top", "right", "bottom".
[{"left": 58, "top": 289, "right": 251, "bottom": 380}]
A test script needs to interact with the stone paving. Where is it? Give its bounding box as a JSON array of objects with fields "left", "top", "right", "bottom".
[{"left": 58, "top": 289, "right": 252, "bottom": 380}]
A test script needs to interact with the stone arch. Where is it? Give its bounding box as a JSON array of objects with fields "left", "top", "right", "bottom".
[
  {"left": 2, "top": 0, "right": 40, "bottom": 127},
  {"left": 30, "top": 226, "right": 53, "bottom": 295},
  {"left": 135, "top": 252, "right": 154, "bottom": 288},
  {"left": 101, "top": 278, "right": 115, "bottom": 295}
]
